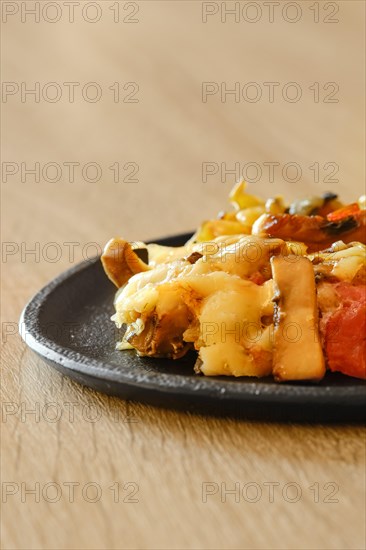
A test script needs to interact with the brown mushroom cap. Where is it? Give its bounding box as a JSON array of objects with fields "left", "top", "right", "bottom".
[{"left": 101, "top": 238, "right": 150, "bottom": 288}]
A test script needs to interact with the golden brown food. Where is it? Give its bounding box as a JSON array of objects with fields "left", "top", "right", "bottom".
[
  {"left": 252, "top": 210, "right": 366, "bottom": 252},
  {"left": 101, "top": 238, "right": 150, "bottom": 288},
  {"left": 102, "top": 182, "right": 366, "bottom": 382},
  {"left": 271, "top": 256, "right": 325, "bottom": 382}
]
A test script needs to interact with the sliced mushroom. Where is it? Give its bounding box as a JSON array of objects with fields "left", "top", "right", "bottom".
[
  {"left": 101, "top": 238, "right": 150, "bottom": 288},
  {"left": 270, "top": 256, "right": 325, "bottom": 382}
]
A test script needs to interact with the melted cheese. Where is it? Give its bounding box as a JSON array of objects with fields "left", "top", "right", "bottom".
[
  {"left": 112, "top": 234, "right": 365, "bottom": 378},
  {"left": 192, "top": 277, "right": 274, "bottom": 376},
  {"left": 310, "top": 242, "right": 366, "bottom": 281},
  {"left": 113, "top": 244, "right": 277, "bottom": 376}
]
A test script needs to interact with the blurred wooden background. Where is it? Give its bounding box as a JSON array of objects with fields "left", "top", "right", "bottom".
[{"left": 2, "top": 1, "right": 365, "bottom": 549}]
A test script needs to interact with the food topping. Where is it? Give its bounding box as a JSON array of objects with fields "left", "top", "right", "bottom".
[{"left": 103, "top": 182, "right": 366, "bottom": 382}]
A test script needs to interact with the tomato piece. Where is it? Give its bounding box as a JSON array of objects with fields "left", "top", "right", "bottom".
[
  {"left": 334, "top": 282, "right": 366, "bottom": 304},
  {"left": 323, "top": 283, "right": 366, "bottom": 379},
  {"left": 326, "top": 203, "right": 360, "bottom": 222}
]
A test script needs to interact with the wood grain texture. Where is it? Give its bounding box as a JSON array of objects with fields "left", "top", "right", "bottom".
[{"left": 1, "top": 2, "right": 365, "bottom": 549}]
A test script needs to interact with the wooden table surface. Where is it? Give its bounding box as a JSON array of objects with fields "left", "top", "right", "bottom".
[{"left": 2, "top": 2, "right": 365, "bottom": 549}]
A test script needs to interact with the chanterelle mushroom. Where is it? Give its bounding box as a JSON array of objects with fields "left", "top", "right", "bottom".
[{"left": 101, "top": 238, "right": 150, "bottom": 288}]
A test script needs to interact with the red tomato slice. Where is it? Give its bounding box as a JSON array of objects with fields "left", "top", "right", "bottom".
[{"left": 323, "top": 283, "right": 366, "bottom": 379}]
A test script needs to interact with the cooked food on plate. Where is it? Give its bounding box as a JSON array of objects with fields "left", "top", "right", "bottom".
[{"left": 102, "top": 183, "right": 366, "bottom": 382}]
